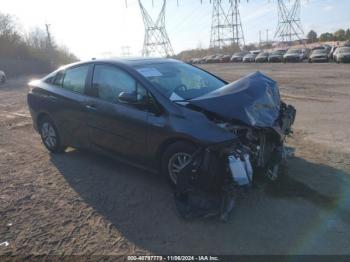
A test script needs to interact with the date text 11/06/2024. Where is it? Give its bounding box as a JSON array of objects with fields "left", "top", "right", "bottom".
[{"left": 127, "top": 256, "right": 220, "bottom": 261}]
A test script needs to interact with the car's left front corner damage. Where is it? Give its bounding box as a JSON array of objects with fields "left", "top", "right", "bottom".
[{"left": 174, "top": 72, "right": 297, "bottom": 221}]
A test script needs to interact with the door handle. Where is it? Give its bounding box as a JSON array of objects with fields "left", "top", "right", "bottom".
[
  {"left": 85, "top": 104, "right": 97, "bottom": 110},
  {"left": 48, "top": 95, "right": 57, "bottom": 101}
]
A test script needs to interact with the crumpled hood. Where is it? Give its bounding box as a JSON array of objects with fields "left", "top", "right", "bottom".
[{"left": 189, "top": 71, "right": 281, "bottom": 127}]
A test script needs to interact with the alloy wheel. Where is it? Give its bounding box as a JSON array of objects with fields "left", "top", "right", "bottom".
[
  {"left": 168, "top": 152, "right": 192, "bottom": 184},
  {"left": 41, "top": 122, "right": 57, "bottom": 149}
]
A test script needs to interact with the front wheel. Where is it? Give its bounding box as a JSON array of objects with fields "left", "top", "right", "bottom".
[
  {"left": 39, "top": 117, "right": 66, "bottom": 153},
  {"left": 161, "top": 141, "right": 196, "bottom": 185}
]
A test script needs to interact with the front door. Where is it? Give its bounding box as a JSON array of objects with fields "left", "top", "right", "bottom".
[{"left": 85, "top": 64, "right": 149, "bottom": 162}]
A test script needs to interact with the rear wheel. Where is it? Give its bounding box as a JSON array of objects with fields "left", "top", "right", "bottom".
[
  {"left": 161, "top": 141, "right": 196, "bottom": 185},
  {"left": 39, "top": 117, "right": 66, "bottom": 153}
]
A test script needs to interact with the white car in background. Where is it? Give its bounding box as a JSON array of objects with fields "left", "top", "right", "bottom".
[{"left": 0, "top": 70, "right": 6, "bottom": 84}]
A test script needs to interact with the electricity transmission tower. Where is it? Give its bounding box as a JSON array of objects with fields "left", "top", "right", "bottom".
[
  {"left": 138, "top": 0, "right": 174, "bottom": 57},
  {"left": 209, "top": 0, "right": 245, "bottom": 49},
  {"left": 274, "top": 0, "right": 304, "bottom": 43}
]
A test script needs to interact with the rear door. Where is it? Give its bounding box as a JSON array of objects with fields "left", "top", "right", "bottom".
[
  {"left": 84, "top": 63, "right": 149, "bottom": 162},
  {"left": 44, "top": 64, "right": 92, "bottom": 148}
]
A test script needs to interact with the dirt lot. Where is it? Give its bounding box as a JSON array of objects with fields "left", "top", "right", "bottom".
[{"left": 1, "top": 63, "right": 350, "bottom": 255}]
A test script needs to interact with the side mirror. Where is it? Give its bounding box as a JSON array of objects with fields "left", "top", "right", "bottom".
[{"left": 118, "top": 92, "right": 138, "bottom": 104}]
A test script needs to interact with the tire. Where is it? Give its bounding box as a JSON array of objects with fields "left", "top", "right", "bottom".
[
  {"left": 161, "top": 141, "right": 196, "bottom": 185},
  {"left": 39, "top": 116, "right": 66, "bottom": 153},
  {"left": 0, "top": 76, "right": 5, "bottom": 84}
]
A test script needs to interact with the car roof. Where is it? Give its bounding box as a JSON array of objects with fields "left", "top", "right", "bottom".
[{"left": 62, "top": 57, "right": 181, "bottom": 69}]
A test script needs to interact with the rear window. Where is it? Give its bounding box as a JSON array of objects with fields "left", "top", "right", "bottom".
[
  {"left": 287, "top": 49, "right": 302, "bottom": 54},
  {"left": 62, "top": 65, "right": 89, "bottom": 94},
  {"left": 43, "top": 71, "right": 58, "bottom": 84},
  {"left": 312, "top": 49, "right": 327, "bottom": 54},
  {"left": 53, "top": 71, "right": 65, "bottom": 86},
  {"left": 339, "top": 47, "right": 350, "bottom": 53}
]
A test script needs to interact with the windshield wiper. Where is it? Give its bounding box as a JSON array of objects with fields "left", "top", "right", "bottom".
[{"left": 172, "top": 98, "right": 191, "bottom": 102}]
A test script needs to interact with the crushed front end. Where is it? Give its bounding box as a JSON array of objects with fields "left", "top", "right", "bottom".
[{"left": 174, "top": 72, "right": 296, "bottom": 221}]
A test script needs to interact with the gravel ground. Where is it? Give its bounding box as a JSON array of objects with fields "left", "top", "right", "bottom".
[{"left": 0, "top": 63, "right": 350, "bottom": 256}]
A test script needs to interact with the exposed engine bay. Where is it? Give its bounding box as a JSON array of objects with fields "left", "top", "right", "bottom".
[
  {"left": 174, "top": 72, "right": 297, "bottom": 221},
  {"left": 213, "top": 101, "right": 296, "bottom": 181}
]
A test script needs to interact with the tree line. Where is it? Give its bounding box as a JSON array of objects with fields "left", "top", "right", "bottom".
[
  {"left": 0, "top": 12, "right": 78, "bottom": 73},
  {"left": 307, "top": 28, "right": 350, "bottom": 43}
]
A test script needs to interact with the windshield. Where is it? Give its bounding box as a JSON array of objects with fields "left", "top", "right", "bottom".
[
  {"left": 134, "top": 62, "right": 226, "bottom": 100},
  {"left": 339, "top": 47, "right": 350, "bottom": 53},
  {"left": 287, "top": 49, "right": 302, "bottom": 54}
]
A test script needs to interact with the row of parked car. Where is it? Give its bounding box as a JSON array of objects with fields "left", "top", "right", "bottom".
[{"left": 190, "top": 44, "right": 350, "bottom": 64}]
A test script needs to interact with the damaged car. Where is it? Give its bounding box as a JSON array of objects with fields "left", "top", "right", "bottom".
[{"left": 27, "top": 58, "right": 296, "bottom": 220}]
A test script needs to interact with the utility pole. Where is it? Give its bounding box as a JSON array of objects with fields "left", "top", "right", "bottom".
[
  {"left": 209, "top": 0, "right": 245, "bottom": 50},
  {"left": 45, "top": 23, "right": 54, "bottom": 67},
  {"left": 259, "top": 30, "right": 262, "bottom": 47},
  {"left": 137, "top": 0, "right": 174, "bottom": 57},
  {"left": 274, "top": 0, "right": 304, "bottom": 44},
  {"left": 45, "top": 24, "right": 52, "bottom": 48},
  {"left": 266, "top": 28, "right": 269, "bottom": 44}
]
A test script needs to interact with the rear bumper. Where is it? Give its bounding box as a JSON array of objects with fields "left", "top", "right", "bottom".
[
  {"left": 28, "top": 107, "right": 39, "bottom": 132},
  {"left": 268, "top": 57, "right": 282, "bottom": 62},
  {"left": 284, "top": 57, "right": 302, "bottom": 62},
  {"left": 338, "top": 57, "right": 350, "bottom": 63},
  {"left": 311, "top": 57, "right": 328, "bottom": 62},
  {"left": 243, "top": 59, "right": 255, "bottom": 62},
  {"left": 231, "top": 58, "right": 243, "bottom": 62}
]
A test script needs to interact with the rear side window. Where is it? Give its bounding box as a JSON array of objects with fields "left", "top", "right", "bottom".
[
  {"left": 53, "top": 71, "right": 64, "bottom": 86},
  {"left": 92, "top": 65, "right": 137, "bottom": 103},
  {"left": 62, "top": 65, "right": 89, "bottom": 94},
  {"left": 43, "top": 71, "right": 57, "bottom": 84}
]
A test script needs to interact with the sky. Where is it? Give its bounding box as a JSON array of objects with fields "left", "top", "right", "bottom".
[{"left": 1, "top": 0, "right": 349, "bottom": 59}]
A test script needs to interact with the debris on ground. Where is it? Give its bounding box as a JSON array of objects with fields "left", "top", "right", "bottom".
[{"left": 0, "top": 241, "right": 9, "bottom": 247}]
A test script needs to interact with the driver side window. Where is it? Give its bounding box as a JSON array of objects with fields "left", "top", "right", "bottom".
[{"left": 92, "top": 64, "right": 146, "bottom": 104}]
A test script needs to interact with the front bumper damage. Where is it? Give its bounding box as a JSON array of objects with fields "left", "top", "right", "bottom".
[{"left": 175, "top": 72, "right": 296, "bottom": 221}]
